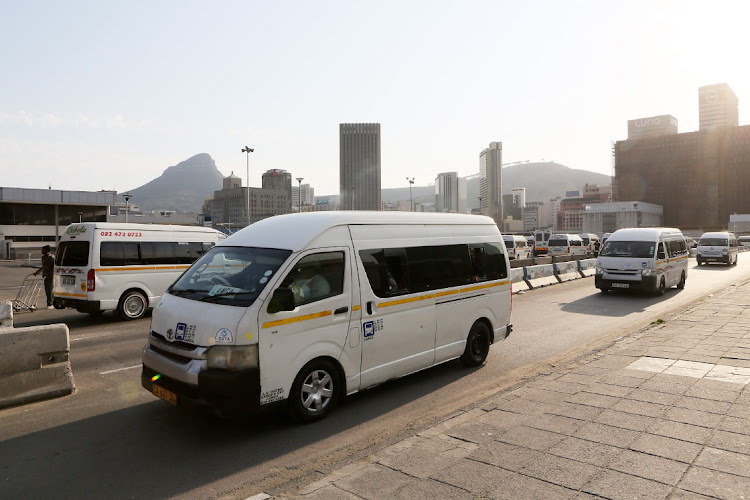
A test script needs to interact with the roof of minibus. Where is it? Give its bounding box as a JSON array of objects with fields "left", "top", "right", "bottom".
[
  {"left": 700, "top": 231, "right": 734, "bottom": 238},
  {"left": 64, "top": 222, "right": 221, "bottom": 233},
  {"left": 607, "top": 228, "right": 683, "bottom": 242},
  {"left": 220, "top": 211, "right": 499, "bottom": 252}
]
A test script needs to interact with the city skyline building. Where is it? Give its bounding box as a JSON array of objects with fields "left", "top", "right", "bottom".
[
  {"left": 339, "top": 123, "right": 381, "bottom": 210},
  {"left": 435, "top": 171, "right": 467, "bottom": 213},
  {"left": 292, "top": 183, "right": 315, "bottom": 210},
  {"left": 627, "top": 114, "right": 679, "bottom": 140},
  {"left": 261, "top": 169, "right": 292, "bottom": 195},
  {"left": 479, "top": 142, "right": 503, "bottom": 224},
  {"left": 699, "top": 83, "right": 738, "bottom": 130},
  {"left": 204, "top": 172, "right": 291, "bottom": 227}
]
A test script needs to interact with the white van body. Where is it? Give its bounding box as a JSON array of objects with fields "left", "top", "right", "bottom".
[
  {"left": 547, "top": 234, "right": 586, "bottom": 256},
  {"left": 696, "top": 231, "right": 738, "bottom": 266},
  {"left": 533, "top": 230, "right": 552, "bottom": 256},
  {"left": 53, "top": 223, "right": 225, "bottom": 319},
  {"left": 739, "top": 236, "right": 750, "bottom": 248},
  {"left": 141, "top": 212, "right": 513, "bottom": 420},
  {"left": 579, "top": 233, "right": 601, "bottom": 256},
  {"left": 595, "top": 228, "right": 688, "bottom": 295},
  {"left": 502, "top": 235, "right": 532, "bottom": 260}
]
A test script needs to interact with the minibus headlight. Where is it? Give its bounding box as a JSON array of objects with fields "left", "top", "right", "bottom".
[
  {"left": 207, "top": 345, "right": 259, "bottom": 371},
  {"left": 641, "top": 268, "right": 656, "bottom": 276},
  {"left": 722, "top": 249, "right": 728, "bottom": 255},
  {"left": 696, "top": 252, "right": 701, "bottom": 258},
  {"left": 595, "top": 266, "right": 603, "bottom": 275}
]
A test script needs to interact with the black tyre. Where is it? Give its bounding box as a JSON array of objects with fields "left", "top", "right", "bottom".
[
  {"left": 460, "top": 321, "right": 491, "bottom": 367},
  {"left": 118, "top": 290, "right": 148, "bottom": 320},
  {"left": 288, "top": 359, "right": 340, "bottom": 423},
  {"left": 655, "top": 277, "right": 666, "bottom": 296},
  {"left": 677, "top": 271, "right": 686, "bottom": 289}
]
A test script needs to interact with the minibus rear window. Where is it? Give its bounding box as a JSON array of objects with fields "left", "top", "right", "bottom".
[
  {"left": 168, "top": 246, "right": 292, "bottom": 307},
  {"left": 599, "top": 241, "right": 655, "bottom": 258},
  {"left": 548, "top": 238, "right": 567, "bottom": 247},
  {"left": 55, "top": 241, "right": 90, "bottom": 267}
]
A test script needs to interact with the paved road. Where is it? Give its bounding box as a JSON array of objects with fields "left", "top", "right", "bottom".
[{"left": 1, "top": 257, "right": 750, "bottom": 498}]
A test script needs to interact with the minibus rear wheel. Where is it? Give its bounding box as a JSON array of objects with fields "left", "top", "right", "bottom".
[
  {"left": 288, "top": 358, "right": 341, "bottom": 423},
  {"left": 677, "top": 272, "right": 686, "bottom": 289},
  {"left": 460, "top": 321, "right": 491, "bottom": 367},
  {"left": 118, "top": 289, "right": 148, "bottom": 320}
]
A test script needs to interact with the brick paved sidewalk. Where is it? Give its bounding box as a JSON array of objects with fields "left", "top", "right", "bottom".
[{"left": 286, "top": 281, "right": 750, "bottom": 500}]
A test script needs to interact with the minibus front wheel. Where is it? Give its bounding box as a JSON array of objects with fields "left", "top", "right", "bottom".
[{"left": 288, "top": 358, "right": 342, "bottom": 423}]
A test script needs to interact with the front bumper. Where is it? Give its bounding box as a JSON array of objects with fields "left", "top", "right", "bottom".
[
  {"left": 142, "top": 364, "right": 261, "bottom": 413},
  {"left": 595, "top": 275, "right": 657, "bottom": 291}
]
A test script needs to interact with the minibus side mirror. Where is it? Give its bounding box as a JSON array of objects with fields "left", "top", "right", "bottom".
[
  {"left": 657, "top": 250, "right": 666, "bottom": 260},
  {"left": 267, "top": 288, "right": 295, "bottom": 313}
]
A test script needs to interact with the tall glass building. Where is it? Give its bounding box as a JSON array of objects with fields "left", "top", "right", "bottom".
[
  {"left": 479, "top": 142, "right": 503, "bottom": 224},
  {"left": 339, "top": 123, "right": 381, "bottom": 211}
]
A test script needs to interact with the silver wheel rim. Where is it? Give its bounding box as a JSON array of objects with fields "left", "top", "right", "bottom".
[
  {"left": 123, "top": 294, "right": 145, "bottom": 318},
  {"left": 300, "top": 369, "right": 333, "bottom": 413}
]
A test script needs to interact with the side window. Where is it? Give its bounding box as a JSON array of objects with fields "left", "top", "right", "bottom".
[
  {"left": 469, "top": 245, "right": 488, "bottom": 282},
  {"left": 360, "top": 248, "right": 408, "bottom": 297},
  {"left": 100, "top": 242, "right": 140, "bottom": 266},
  {"left": 657, "top": 243, "right": 666, "bottom": 260},
  {"left": 279, "top": 252, "right": 345, "bottom": 306},
  {"left": 483, "top": 243, "right": 508, "bottom": 280},
  {"left": 406, "top": 245, "right": 471, "bottom": 291}
]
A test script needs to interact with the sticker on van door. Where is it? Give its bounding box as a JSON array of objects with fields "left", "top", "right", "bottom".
[{"left": 363, "top": 319, "right": 383, "bottom": 340}]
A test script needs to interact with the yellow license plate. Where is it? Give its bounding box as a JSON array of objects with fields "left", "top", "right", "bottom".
[{"left": 152, "top": 385, "right": 178, "bottom": 405}]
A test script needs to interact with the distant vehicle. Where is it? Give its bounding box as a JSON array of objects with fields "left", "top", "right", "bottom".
[
  {"left": 547, "top": 234, "right": 586, "bottom": 256},
  {"left": 595, "top": 227, "right": 688, "bottom": 295},
  {"left": 739, "top": 236, "right": 750, "bottom": 247},
  {"left": 53, "top": 223, "right": 226, "bottom": 319},
  {"left": 503, "top": 235, "right": 532, "bottom": 260},
  {"left": 533, "top": 230, "right": 552, "bottom": 256},
  {"left": 579, "top": 233, "right": 601, "bottom": 256},
  {"left": 696, "top": 232, "right": 738, "bottom": 266}
]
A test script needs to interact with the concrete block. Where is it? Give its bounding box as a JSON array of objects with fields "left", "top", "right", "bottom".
[
  {"left": 0, "top": 300, "right": 12, "bottom": 329},
  {"left": 0, "top": 320, "right": 75, "bottom": 409}
]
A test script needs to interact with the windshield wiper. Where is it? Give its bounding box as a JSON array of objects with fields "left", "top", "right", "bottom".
[
  {"left": 169, "top": 288, "right": 205, "bottom": 296},
  {"left": 200, "top": 291, "right": 256, "bottom": 302}
]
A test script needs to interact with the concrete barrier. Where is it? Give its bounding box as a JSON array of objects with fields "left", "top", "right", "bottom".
[
  {"left": 524, "top": 264, "right": 558, "bottom": 289},
  {"left": 554, "top": 261, "right": 580, "bottom": 282},
  {"left": 0, "top": 300, "right": 75, "bottom": 409},
  {"left": 578, "top": 259, "right": 597, "bottom": 277},
  {"left": 509, "top": 268, "right": 529, "bottom": 292}
]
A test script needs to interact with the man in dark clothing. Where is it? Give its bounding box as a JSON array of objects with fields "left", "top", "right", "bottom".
[{"left": 34, "top": 245, "right": 55, "bottom": 309}]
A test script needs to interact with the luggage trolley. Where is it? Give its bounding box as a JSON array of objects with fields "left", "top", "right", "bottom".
[{"left": 13, "top": 273, "right": 44, "bottom": 312}]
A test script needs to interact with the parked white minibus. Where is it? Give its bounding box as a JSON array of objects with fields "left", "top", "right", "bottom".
[
  {"left": 53, "top": 223, "right": 225, "bottom": 319},
  {"left": 696, "top": 232, "right": 738, "bottom": 266},
  {"left": 595, "top": 228, "right": 688, "bottom": 295},
  {"left": 141, "top": 212, "right": 513, "bottom": 421},
  {"left": 579, "top": 233, "right": 601, "bottom": 256},
  {"left": 502, "top": 235, "right": 532, "bottom": 260},
  {"left": 533, "top": 230, "right": 552, "bottom": 256},
  {"left": 547, "top": 234, "right": 586, "bottom": 256}
]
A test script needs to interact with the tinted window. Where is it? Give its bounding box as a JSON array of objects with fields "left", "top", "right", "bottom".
[
  {"left": 100, "top": 242, "right": 140, "bottom": 266},
  {"left": 548, "top": 238, "right": 567, "bottom": 247},
  {"left": 406, "top": 245, "right": 471, "bottom": 291},
  {"left": 360, "top": 248, "right": 409, "bottom": 297},
  {"left": 55, "top": 241, "right": 90, "bottom": 266},
  {"left": 141, "top": 242, "right": 191, "bottom": 265},
  {"left": 699, "top": 238, "right": 729, "bottom": 246},
  {"left": 483, "top": 243, "right": 508, "bottom": 280},
  {"left": 278, "top": 252, "right": 345, "bottom": 306},
  {"left": 503, "top": 239, "right": 515, "bottom": 249}
]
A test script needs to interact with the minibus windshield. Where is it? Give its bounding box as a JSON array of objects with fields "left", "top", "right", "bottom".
[
  {"left": 699, "top": 238, "right": 728, "bottom": 246},
  {"left": 599, "top": 240, "right": 655, "bottom": 258},
  {"left": 168, "top": 246, "right": 292, "bottom": 307}
]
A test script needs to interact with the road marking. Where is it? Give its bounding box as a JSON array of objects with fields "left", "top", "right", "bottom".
[
  {"left": 71, "top": 332, "right": 123, "bottom": 342},
  {"left": 100, "top": 365, "right": 141, "bottom": 375}
]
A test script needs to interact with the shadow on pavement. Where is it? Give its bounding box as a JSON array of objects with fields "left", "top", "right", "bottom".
[{"left": 560, "top": 287, "right": 686, "bottom": 317}]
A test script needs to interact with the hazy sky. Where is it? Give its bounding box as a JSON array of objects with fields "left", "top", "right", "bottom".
[{"left": 2, "top": 1, "right": 749, "bottom": 196}]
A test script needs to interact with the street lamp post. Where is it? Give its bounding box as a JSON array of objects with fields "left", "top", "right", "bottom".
[
  {"left": 296, "top": 177, "right": 304, "bottom": 213},
  {"left": 242, "top": 146, "right": 254, "bottom": 226},
  {"left": 123, "top": 193, "right": 133, "bottom": 223},
  {"left": 78, "top": 212, "right": 83, "bottom": 223},
  {"left": 406, "top": 177, "right": 415, "bottom": 212}
]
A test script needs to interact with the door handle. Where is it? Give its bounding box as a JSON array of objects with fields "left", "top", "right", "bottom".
[
  {"left": 334, "top": 306, "right": 349, "bottom": 315},
  {"left": 366, "top": 301, "right": 375, "bottom": 315}
]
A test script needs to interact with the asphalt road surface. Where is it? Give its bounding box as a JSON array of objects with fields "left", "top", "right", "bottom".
[{"left": 2, "top": 256, "right": 750, "bottom": 498}]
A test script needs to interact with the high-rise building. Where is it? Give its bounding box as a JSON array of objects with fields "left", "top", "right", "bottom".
[
  {"left": 292, "top": 184, "right": 315, "bottom": 210},
  {"left": 627, "top": 114, "right": 679, "bottom": 140},
  {"left": 262, "top": 169, "right": 292, "bottom": 194},
  {"left": 205, "top": 172, "right": 291, "bottom": 227},
  {"left": 479, "top": 142, "right": 502, "bottom": 224},
  {"left": 435, "top": 172, "right": 467, "bottom": 213},
  {"left": 523, "top": 201, "right": 545, "bottom": 231},
  {"left": 511, "top": 188, "right": 526, "bottom": 209},
  {"left": 699, "top": 83, "right": 738, "bottom": 130},
  {"left": 339, "top": 123, "right": 381, "bottom": 210}
]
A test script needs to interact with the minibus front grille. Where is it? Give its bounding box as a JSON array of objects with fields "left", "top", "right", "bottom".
[
  {"left": 150, "top": 332, "right": 196, "bottom": 350},
  {"left": 150, "top": 344, "right": 193, "bottom": 365},
  {"left": 604, "top": 270, "right": 639, "bottom": 276}
]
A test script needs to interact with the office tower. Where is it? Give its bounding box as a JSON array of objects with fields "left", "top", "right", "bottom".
[
  {"left": 339, "top": 123, "right": 381, "bottom": 210},
  {"left": 627, "top": 115, "right": 679, "bottom": 139},
  {"left": 435, "top": 172, "right": 467, "bottom": 213},
  {"left": 699, "top": 83, "right": 738, "bottom": 130},
  {"left": 261, "top": 169, "right": 292, "bottom": 194},
  {"left": 479, "top": 142, "right": 502, "bottom": 224}
]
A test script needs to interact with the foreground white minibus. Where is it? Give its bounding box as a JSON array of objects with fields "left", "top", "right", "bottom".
[
  {"left": 53, "top": 223, "right": 225, "bottom": 319},
  {"left": 141, "top": 212, "right": 513, "bottom": 421},
  {"left": 696, "top": 232, "right": 738, "bottom": 266},
  {"left": 595, "top": 228, "right": 688, "bottom": 295}
]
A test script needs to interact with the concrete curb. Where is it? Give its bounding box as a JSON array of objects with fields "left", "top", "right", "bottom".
[{"left": 0, "top": 300, "right": 75, "bottom": 409}]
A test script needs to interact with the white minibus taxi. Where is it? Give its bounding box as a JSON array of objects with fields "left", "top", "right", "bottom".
[
  {"left": 595, "top": 228, "right": 688, "bottom": 295},
  {"left": 696, "top": 232, "right": 738, "bottom": 266},
  {"left": 502, "top": 235, "right": 532, "bottom": 260},
  {"left": 53, "top": 223, "right": 225, "bottom": 319},
  {"left": 547, "top": 234, "right": 586, "bottom": 256},
  {"left": 141, "top": 212, "right": 513, "bottom": 421},
  {"left": 533, "top": 230, "right": 552, "bottom": 256},
  {"left": 579, "top": 233, "right": 601, "bottom": 256}
]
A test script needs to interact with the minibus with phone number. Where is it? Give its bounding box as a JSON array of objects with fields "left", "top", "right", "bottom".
[{"left": 141, "top": 212, "right": 513, "bottom": 421}]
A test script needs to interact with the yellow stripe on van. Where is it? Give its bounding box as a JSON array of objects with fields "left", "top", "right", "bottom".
[
  {"left": 352, "top": 305, "right": 361, "bottom": 311},
  {"left": 460, "top": 280, "right": 510, "bottom": 293},
  {"left": 379, "top": 293, "right": 436, "bottom": 308},
  {"left": 436, "top": 290, "right": 458, "bottom": 298},
  {"left": 262, "top": 310, "right": 332, "bottom": 329},
  {"left": 56, "top": 292, "right": 87, "bottom": 298}
]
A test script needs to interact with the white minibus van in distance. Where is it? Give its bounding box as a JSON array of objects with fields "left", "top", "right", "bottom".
[
  {"left": 696, "top": 232, "right": 738, "bottom": 266},
  {"left": 503, "top": 235, "right": 532, "bottom": 260},
  {"left": 595, "top": 228, "right": 688, "bottom": 295},
  {"left": 547, "top": 234, "right": 586, "bottom": 257},
  {"left": 141, "top": 212, "right": 513, "bottom": 421},
  {"left": 53, "top": 223, "right": 225, "bottom": 319}
]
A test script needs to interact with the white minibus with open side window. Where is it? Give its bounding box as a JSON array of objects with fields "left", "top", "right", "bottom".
[
  {"left": 53, "top": 223, "right": 225, "bottom": 319},
  {"left": 141, "top": 212, "right": 513, "bottom": 421}
]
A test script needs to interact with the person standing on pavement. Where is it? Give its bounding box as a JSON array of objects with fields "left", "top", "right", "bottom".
[{"left": 34, "top": 245, "right": 55, "bottom": 309}]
